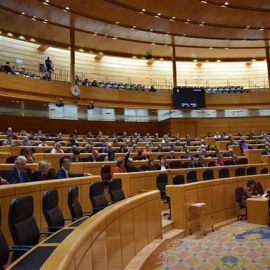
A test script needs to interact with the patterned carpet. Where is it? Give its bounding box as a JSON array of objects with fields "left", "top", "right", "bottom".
[{"left": 141, "top": 221, "right": 270, "bottom": 270}]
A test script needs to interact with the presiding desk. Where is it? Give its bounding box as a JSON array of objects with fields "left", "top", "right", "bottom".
[{"left": 247, "top": 197, "right": 269, "bottom": 225}]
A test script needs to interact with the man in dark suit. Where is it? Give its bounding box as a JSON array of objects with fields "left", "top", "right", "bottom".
[
  {"left": 228, "top": 154, "right": 238, "bottom": 165},
  {"left": 261, "top": 146, "right": 270, "bottom": 156},
  {"left": 86, "top": 150, "right": 104, "bottom": 162},
  {"left": 181, "top": 149, "right": 194, "bottom": 159},
  {"left": 55, "top": 158, "right": 91, "bottom": 179},
  {"left": 5, "top": 156, "right": 30, "bottom": 184},
  {"left": 187, "top": 157, "right": 196, "bottom": 168},
  {"left": 166, "top": 151, "right": 176, "bottom": 160},
  {"left": 195, "top": 156, "right": 206, "bottom": 167}
]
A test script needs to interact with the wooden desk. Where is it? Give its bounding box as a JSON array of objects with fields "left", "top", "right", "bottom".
[{"left": 247, "top": 197, "right": 269, "bottom": 225}]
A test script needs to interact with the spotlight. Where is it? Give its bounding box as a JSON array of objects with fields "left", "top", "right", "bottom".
[
  {"left": 87, "top": 101, "right": 94, "bottom": 110},
  {"left": 56, "top": 98, "right": 64, "bottom": 107}
]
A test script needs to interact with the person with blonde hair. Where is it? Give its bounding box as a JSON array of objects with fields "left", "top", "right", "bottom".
[
  {"left": 31, "top": 160, "right": 50, "bottom": 181},
  {"left": 51, "top": 142, "right": 64, "bottom": 153}
]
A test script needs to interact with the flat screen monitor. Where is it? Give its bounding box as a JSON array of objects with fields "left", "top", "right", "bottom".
[{"left": 173, "top": 87, "right": 206, "bottom": 109}]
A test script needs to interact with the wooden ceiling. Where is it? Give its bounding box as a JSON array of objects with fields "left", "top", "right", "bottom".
[{"left": 1, "top": 0, "right": 270, "bottom": 61}]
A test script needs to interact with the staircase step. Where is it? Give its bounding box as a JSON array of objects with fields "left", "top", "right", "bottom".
[
  {"left": 163, "top": 229, "right": 185, "bottom": 239},
  {"left": 162, "top": 219, "right": 174, "bottom": 234}
]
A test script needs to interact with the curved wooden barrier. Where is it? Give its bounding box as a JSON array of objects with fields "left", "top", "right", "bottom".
[{"left": 6, "top": 191, "right": 162, "bottom": 270}]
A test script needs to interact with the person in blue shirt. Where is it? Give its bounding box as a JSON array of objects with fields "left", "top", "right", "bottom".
[{"left": 55, "top": 158, "right": 91, "bottom": 179}]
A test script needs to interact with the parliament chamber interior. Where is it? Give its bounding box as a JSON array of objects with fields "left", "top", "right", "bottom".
[{"left": 1, "top": 0, "right": 270, "bottom": 269}]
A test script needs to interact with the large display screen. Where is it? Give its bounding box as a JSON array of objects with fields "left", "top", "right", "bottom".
[{"left": 173, "top": 87, "right": 206, "bottom": 109}]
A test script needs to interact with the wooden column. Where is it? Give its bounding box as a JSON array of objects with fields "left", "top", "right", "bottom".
[
  {"left": 265, "top": 46, "right": 270, "bottom": 90},
  {"left": 70, "top": 27, "right": 75, "bottom": 86},
  {"left": 171, "top": 36, "right": 177, "bottom": 88},
  {"left": 264, "top": 31, "right": 270, "bottom": 91}
]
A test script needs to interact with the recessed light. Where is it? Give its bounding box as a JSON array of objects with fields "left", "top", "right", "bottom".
[
  {"left": 224, "top": 2, "right": 229, "bottom": 5},
  {"left": 65, "top": 7, "right": 70, "bottom": 10},
  {"left": 201, "top": 0, "right": 207, "bottom": 3},
  {"left": 141, "top": 8, "right": 146, "bottom": 12},
  {"left": 21, "top": 12, "right": 25, "bottom": 15},
  {"left": 115, "top": 22, "right": 119, "bottom": 24}
]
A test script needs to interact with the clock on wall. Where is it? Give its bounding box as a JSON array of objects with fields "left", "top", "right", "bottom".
[{"left": 70, "top": 85, "right": 80, "bottom": 96}]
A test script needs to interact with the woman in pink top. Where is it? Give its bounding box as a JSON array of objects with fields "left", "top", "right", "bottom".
[{"left": 214, "top": 154, "right": 224, "bottom": 166}]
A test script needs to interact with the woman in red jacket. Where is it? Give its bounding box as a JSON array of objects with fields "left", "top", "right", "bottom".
[{"left": 114, "top": 158, "right": 127, "bottom": 173}]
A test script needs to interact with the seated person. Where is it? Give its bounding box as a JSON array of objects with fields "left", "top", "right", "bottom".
[
  {"left": 143, "top": 144, "right": 152, "bottom": 154},
  {"left": 117, "top": 144, "right": 127, "bottom": 153},
  {"left": 5, "top": 156, "right": 30, "bottom": 184},
  {"left": 166, "top": 150, "right": 176, "bottom": 160},
  {"left": 114, "top": 158, "right": 127, "bottom": 173},
  {"left": 144, "top": 159, "right": 156, "bottom": 171},
  {"left": 149, "top": 85, "right": 156, "bottom": 92},
  {"left": 86, "top": 150, "right": 104, "bottom": 162},
  {"left": 82, "top": 144, "right": 93, "bottom": 153},
  {"left": 70, "top": 148, "right": 83, "bottom": 162},
  {"left": 228, "top": 154, "right": 238, "bottom": 165},
  {"left": 38, "top": 137, "right": 48, "bottom": 147},
  {"left": 23, "top": 147, "right": 35, "bottom": 163},
  {"left": 181, "top": 149, "right": 194, "bottom": 159},
  {"left": 31, "top": 160, "right": 49, "bottom": 181},
  {"left": 155, "top": 155, "right": 169, "bottom": 171},
  {"left": 55, "top": 158, "right": 91, "bottom": 179},
  {"left": 133, "top": 149, "right": 147, "bottom": 160},
  {"left": 2, "top": 134, "right": 16, "bottom": 145},
  {"left": 241, "top": 179, "right": 258, "bottom": 205},
  {"left": 3, "top": 61, "right": 12, "bottom": 73},
  {"left": 51, "top": 142, "right": 64, "bottom": 153},
  {"left": 102, "top": 143, "right": 113, "bottom": 153},
  {"left": 223, "top": 149, "right": 235, "bottom": 157},
  {"left": 261, "top": 146, "right": 270, "bottom": 156},
  {"left": 104, "top": 151, "right": 116, "bottom": 162},
  {"left": 187, "top": 157, "right": 197, "bottom": 168},
  {"left": 214, "top": 154, "right": 224, "bottom": 166},
  {"left": 67, "top": 138, "right": 79, "bottom": 147},
  {"left": 19, "top": 136, "right": 32, "bottom": 146},
  {"left": 195, "top": 156, "right": 206, "bottom": 167},
  {"left": 124, "top": 151, "right": 142, "bottom": 172}
]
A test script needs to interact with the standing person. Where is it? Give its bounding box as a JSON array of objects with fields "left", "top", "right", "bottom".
[
  {"left": 45, "top": 56, "right": 53, "bottom": 80},
  {"left": 55, "top": 158, "right": 91, "bottom": 179},
  {"left": 5, "top": 156, "right": 30, "bottom": 184}
]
